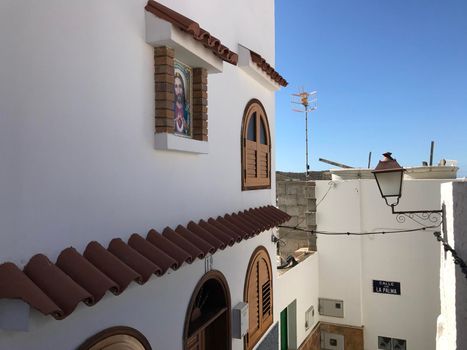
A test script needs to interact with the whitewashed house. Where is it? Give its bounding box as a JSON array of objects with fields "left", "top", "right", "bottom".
[
  {"left": 273, "top": 164, "right": 461, "bottom": 350},
  {"left": 0, "top": 1, "right": 289, "bottom": 349}
]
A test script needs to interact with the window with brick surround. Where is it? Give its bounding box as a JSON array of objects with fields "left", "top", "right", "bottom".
[
  {"left": 244, "top": 246, "right": 273, "bottom": 350},
  {"left": 241, "top": 99, "right": 271, "bottom": 190},
  {"left": 154, "top": 46, "right": 208, "bottom": 142}
]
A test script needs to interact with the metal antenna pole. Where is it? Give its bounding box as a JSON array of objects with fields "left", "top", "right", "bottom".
[
  {"left": 305, "top": 109, "right": 309, "bottom": 180},
  {"left": 291, "top": 89, "right": 317, "bottom": 181}
]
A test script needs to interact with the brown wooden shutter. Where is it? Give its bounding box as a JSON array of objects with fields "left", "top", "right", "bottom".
[
  {"left": 242, "top": 100, "right": 271, "bottom": 190},
  {"left": 245, "top": 248, "right": 273, "bottom": 350}
]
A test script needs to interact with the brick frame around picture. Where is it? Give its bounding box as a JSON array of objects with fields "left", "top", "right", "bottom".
[{"left": 154, "top": 46, "right": 208, "bottom": 141}]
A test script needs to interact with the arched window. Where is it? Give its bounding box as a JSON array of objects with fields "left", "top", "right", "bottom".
[
  {"left": 184, "top": 271, "right": 231, "bottom": 350},
  {"left": 241, "top": 100, "right": 271, "bottom": 190},
  {"left": 244, "top": 247, "right": 273, "bottom": 350},
  {"left": 77, "top": 326, "right": 151, "bottom": 350}
]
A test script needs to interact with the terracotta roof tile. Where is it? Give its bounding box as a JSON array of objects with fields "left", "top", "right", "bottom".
[
  {"left": 145, "top": 0, "right": 238, "bottom": 65},
  {"left": 24, "top": 254, "right": 93, "bottom": 319},
  {"left": 0, "top": 263, "right": 61, "bottom": 318},
  {"left": 198, "top": 220, "right": 235, "bottom": 247},
  {"left": 56, "top": 248, "right": 118, "bottom": 304},
  {"left": 84, "top": 241, "right": 143, "bottom": 291},
  {"left": 147, "top": 229, "right": 193, "bottom": 265},
  {"left": 217, "top": 216, "right": 249, "bottom": 240},
  {"left": 250, "top": 51, "right": 288, "bottom": 87},
  {"left": 128, "top": 234, "right": 178, "bottom": 273},
  {"left": 223, "top": 213, "right": 254, "bottom": 238},
  {"left": 107, "top": 239, "right": 160, "bottom": 284},
  {"left": 207, "top": 218, "right": 242, "bottom": 243},
  {"left": 175, "top": 225, "right": 216, "bottom": 255},
  {"left": 162, "top": 227, "right": 205, "bottom": 260},
  {"left": 187, "top": 221, "right": 227, "bottom": 250},
  {"left": 0, "top": 206, "right": 289, "bottom": 320}
]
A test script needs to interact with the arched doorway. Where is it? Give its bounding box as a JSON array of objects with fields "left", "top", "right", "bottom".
[
  {"left": 77, "top": 326, "right": 151, "bottom": 350},
  {"left": 183, "top": 270, "right": 231, "bottom": 350}
]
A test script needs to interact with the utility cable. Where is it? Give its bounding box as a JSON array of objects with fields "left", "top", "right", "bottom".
[{"left": 278, "top": 224, "right": 440, "bottom": 236}]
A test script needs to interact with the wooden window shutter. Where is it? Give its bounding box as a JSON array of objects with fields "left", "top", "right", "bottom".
[
  {"left": 241, "top": 100, "right": 271, "bottom": 190},
  {"left": 244, "top": 247, "right": 273, "bottom": 350}
]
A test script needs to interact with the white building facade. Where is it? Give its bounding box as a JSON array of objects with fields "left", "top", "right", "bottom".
[
  {"left": 437, "top": 181, "right": 467, "bottom": 350},
  {"left": 0, "top": 1, "right": 289, "bottom": 350},
  {"left": 314, "top": 170, "right": 451, "bottom": 350}
]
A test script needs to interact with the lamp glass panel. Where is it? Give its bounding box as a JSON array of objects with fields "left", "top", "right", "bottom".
[{"left": 376, "top": 171, "right": 403, "bottom": 197}]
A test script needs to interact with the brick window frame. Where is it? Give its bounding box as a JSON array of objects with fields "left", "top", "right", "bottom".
[
  {"left": 244, "top": 246, "right": 273, "bottom": 350},
  {"left": 154, "top": 46, "right": 208, "bottom": 142},
  {"left": 241, "top": 99, "right": 271, "bottom": 190}
]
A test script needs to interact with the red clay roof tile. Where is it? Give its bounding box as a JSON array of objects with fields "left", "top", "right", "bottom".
[
  {"left": 224, "top": 214, "right": 254, "bottom": 238},
  {"left": 207, "top": 218, "right": 242, "bottom": 243},
  {"left": 175, "top": 225, "right": 217, "bottom": 255},
  {"left": 145, "top": 0, "right": 238, "bottom": 65},
  {"left": 250, "top": 50, "right": 288, "bottom": 87},
  {"left": 128, "top": 234, "right": 178, "bottom": 273},
  {"left": 107, "top": 238, "right": 160, "bottom": 284},
  {"left": 147, "top": 229, "right": 193, "bottom": 265},
  {"left": 0, "top": 262, "right": 61, "bottom": 318},
  {"left": 0, "top": 206, "right": 290, "bottom": 320},
  {"left": 199, "top": 220, "right": 235, "bottom": 247},
  {"left": 187, "top": 221, "right": 227, "bottom": 250},
  {"left": 216, "top": 216, "right": 249, "bottom": 240},
  {"left": 56, "top": 247, "right": 118, "bottom": 304},
  {"left": 84, "top": 241, "right": 143, "bottom": 291},
  {"left": 24, "top": 254, "right": 93, "bottom": 319},
  {"left": 162, "top": 227, "right": 205, "bottom": 260}
]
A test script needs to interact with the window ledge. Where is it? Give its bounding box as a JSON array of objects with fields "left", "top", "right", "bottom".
[
  {"left": 237, "top": 45, "right": 281, "bottom": 91},
  {"left": 145, "top": 13, "right": 223, "bottom": 74},
  {"left": 154, "top": 133, "right": 209, "bottom": 154}
]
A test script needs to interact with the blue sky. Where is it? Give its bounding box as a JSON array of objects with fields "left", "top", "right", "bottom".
[{"left": 275, "top": 0, "right": 467, "bottom": 176}]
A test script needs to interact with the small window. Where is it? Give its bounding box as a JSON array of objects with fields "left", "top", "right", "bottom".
[
  {"left": 247, "top": 113, "right": 256, "bottom": 141},
  {"left": 241, "top": 100, "right": 271, "bottom": 190},
  {"left": 77, "top": 327, "right": 151, "bottom": 350},
  {"left": 244, "top": 247, "right": 273, "bottom": 350}
]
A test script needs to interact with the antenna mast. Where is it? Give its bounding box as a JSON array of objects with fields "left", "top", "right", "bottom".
[{"left": 292, "top": 88, "right": 318, "bottom": 181}]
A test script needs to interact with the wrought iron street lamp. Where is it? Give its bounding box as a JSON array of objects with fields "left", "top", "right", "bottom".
[
  {"left": 372, "top": 152, "right": 467, "bottom": 280},
  {"left": 372, "top": 152, "right": 443, "bottom": 224},
  {"left": 372, "top": 152, "right": 405, "bottom": 207}
]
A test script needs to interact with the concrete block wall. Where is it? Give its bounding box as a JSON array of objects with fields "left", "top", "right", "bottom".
[{"left": 277, "top": 180, "right": 317, "bottom": 257}]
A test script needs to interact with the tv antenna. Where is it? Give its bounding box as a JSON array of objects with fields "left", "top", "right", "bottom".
[{"left": 292, "top": 88, "right": 318, "bottom": 180}]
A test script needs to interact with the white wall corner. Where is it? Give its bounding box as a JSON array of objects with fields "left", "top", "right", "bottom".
[
  {"left": 0, "top": 299, "right": 30, "bottom": 332},
  {"left": 237, "top": 44, "right": 281, "bottom": 91},
  {"left": 145, "top": 13, "right": 223, "bottom": 74},
  {"left": 154, "top": 133, "right": 209, "bottom": 154}
]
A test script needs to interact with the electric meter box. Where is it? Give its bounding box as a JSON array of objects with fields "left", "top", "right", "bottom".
[
  {"left": 319, "top": 298, "right": 344, "bottom": 318},
  {"left": 232, "top": 302, "right": 249, "bottom": 339}
]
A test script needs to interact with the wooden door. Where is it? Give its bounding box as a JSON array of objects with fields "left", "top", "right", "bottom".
[{"left": 187, "top": 330, "right": 205, "bottom": 350}]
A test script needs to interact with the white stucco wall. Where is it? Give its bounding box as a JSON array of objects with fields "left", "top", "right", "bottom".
[
  {"left": 316, "top": 179, "right": 446, "bottom": 350},
  {"left": 276, "top": 253, "right": 320, "bottom": 349},
  {"left": 437, "top": 181, "right": 467, "bottom": 350},
  {"left": 0, "top": 0, "right": 275, "bottom": 265},
  {"left": 0, "top": 0, "right": 280, "bottom": 349}
]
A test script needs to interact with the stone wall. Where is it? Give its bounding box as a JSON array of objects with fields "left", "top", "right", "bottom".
[
  {"left": 298, "top": 323, "right": 320, "bottom": 350},
  {"left": 277, "top": 180, "right": 316, "bottom": 258},
  {"left": 298, "top": 322, "right": 364, "bottom": 350}
]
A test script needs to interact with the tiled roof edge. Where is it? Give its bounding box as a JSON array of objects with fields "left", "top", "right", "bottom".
[
  {"left": 250, "top": 50, "right": 288, "bottom": 87},
  {"left": 145, "top": 0, "right": 239, "bottom": 65},
  {"left": 0, "top": 206, "right": 290, "bottom": 320}
]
